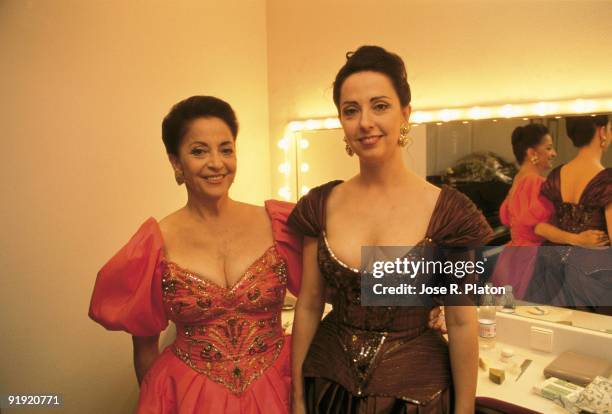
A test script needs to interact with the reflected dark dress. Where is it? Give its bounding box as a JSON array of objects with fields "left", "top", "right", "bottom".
[
  {"left": 288, "top": 181, "right": 493, "bottom": 414},
  {"left": 525, "top": 166, "right": 612, "bottom": 309}
]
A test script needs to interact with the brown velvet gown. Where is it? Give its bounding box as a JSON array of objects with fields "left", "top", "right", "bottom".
[
  {"left": 288, "top": 181, "right": 493, "bottom": 414},
  {"left": 525, "top": 166, "right": 612, "bottom": 311}
]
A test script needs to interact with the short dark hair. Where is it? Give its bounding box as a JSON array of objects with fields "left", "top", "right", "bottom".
[
  {"left": 511, "top": 123, "right": 550, "bottom": 164},
  {"left": 332, "top": 45, "right": 411, "bottom": 113},
  {"left": 162, "top": 96, "right": 238, "bottom": 156},
  {"left": 565, "top": 114, "right": 610, "bottom": 148}
]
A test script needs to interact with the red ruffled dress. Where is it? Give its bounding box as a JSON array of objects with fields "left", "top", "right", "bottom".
[
  {"left": 490, "top": 175, "right": 553, "bottom": 298},
  {"left": 89, "top": 201, "right": 302, "bottom": 414}
]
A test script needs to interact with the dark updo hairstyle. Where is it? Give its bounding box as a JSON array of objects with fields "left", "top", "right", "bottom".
[
  {"left": 162, "top": 95, "right": 238, "bottom": 156},
  {"left": 511, "top": 123, "right": 550, "bottom": 164},
  {"left": 565, "top": 114, "right": 610, "bottom": 148},
  {"left": 332, "top": 45, "right": 411, "bottom": 113}
]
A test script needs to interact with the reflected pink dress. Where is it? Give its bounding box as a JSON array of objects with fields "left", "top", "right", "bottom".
[
  {"left": 490, "top": 175, "right": 554, "bottom": 298},
  {"left": 89, "top": 201, "right": 302, "bottom": 414}
]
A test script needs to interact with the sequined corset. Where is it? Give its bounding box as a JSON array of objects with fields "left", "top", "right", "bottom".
[
  {"left": 161, "top": 246, "right": 288, "bottom": 395},
  {"left": 556, "top": 202, "right": 606, "bottom": 234},
  {"left": 319, "top": 233, "right": 431, "bottom": 332},
  {"left": 318, "top": 233, "right": 431, "bottom": 395}
]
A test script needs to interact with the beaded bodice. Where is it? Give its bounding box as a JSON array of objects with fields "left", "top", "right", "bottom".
[
  {"left": 319, "top": 232, "right": 431, "bottom": 332},
  {"left": 317, "top": 232, "right": 434, "bottom": 393},
  {"left": 542, "top": 167, "right": 611, "bottom": 236},
  {"left": 556, "top": 202, "right": 605, "bottom": 233},
  {"left": 161, "top": 245, "right": 288, "bottom": 395}
]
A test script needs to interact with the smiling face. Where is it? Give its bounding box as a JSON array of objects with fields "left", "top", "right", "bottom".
[
  {"left": 528, "top": 133, "right": 557, "bottom": 171},
  {"left": 339, "top": 71, "right": 410, "bottom": 161},
  {"left": 170, "top": 116, "right": 236, "bottom": 200}
]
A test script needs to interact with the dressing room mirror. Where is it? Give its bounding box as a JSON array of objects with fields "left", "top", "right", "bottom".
[
  {"left": 286, "top": 109, "right": 612, "bottom": 334},
  {"left": 426, "top": 116, "right": 612, "bottom": 177}
]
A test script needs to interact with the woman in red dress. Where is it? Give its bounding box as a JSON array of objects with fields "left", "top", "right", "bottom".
[
  {"left": 89, "top": 96, "right": 303, "bottom": 413},
  {"left": 490, "top": 124, "right": 607, "bottom": 298}
]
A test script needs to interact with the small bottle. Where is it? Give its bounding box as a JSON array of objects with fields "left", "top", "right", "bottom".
[
  {"left": 479, "top": 283, "right": 496, "bottom": 349},
  {"left": 499, "top": 285, "right": 516, "bottom": 313}
]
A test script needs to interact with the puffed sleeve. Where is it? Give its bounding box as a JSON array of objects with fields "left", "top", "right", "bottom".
[
  {"left": 287, "top": 180, "right": 342, "bottom": 237},
  {"left": 514, "top": 175, "right": 554, "bottom": 226},
  {"left": 429, "top": 187, "right": 494, "bottom": 305},
  {"left": 89, "top": 218, "right": 168, "bottom": 337},
  {"left": 499, "top": 197, "right": 510, "bottom": 227},
  {"left": 429, "top": 186, "right": 494, "bottom": 247},
  {"left": 265, "top": 200, "right": 303, "bottom": 296},
  {"left": 585, "top": 168, "right": 612, "bottom": 207}
]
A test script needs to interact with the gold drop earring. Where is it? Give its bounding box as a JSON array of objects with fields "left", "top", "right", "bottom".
[
  {"left": 530, "top": 156, "right": 539, "bottom": 165},
  {"left": 398, "top": 123, "right": 411, "bottom": 147},
  {"left": 344, "top": 137, "right": 354, "bottom": 156},
  {"left": 175, "top": 170, "right": 185, "bottom": 185}
]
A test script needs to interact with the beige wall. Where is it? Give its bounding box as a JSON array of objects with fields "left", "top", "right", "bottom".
[
  {"left": 0, "top": 1, "right": 269, "bottom": 412},
  {"left": 266, "top": 0, "right": 612, "bottom": 195},
  {"left": 3, "top": 1, "right": 612, "bottom": 413}
]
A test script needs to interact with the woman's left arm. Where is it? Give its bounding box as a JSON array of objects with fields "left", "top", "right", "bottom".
[
  {"left": 445, "top": 305, "right": 478, "bottom": 414},
  {"left": 132, "top": 334, "right": 160, "bottom": 385}
]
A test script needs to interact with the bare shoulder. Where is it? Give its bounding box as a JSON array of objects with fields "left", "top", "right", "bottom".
[
  {"left": 326, "top": 177, "right": 356, "bottom": 209},
  {"left": 158, "top": 208, "right": 188, "bottom": 234},
  {"left": 423, "top": 179, "right": 442, "bottom": 199},
  {"left": 564, "top": 160, "right": 604, "bottom": 180},
  {"left": 233, "top": 201, "right": 269, "bottom": 224},
  {"left": 234, "top": 201, "right": 266, "bottom": 215},
  {"left": 413, "top": 179, "right": 441, "bottom": 208}
]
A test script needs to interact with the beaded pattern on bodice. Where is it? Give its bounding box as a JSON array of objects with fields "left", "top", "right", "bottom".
[
  {"left": 317, "top": 232, "right": 431, "bottom": 393},
  {"left": 556, "top": 202, "right": 602, "bottom": 233},
  {"left": 318, "top": 232, "right": 432, "bottom": 331},
  {"left": 545, "top": 167, "right": 611, "bottom": 235},
  {"left": 161, "top": 246, "right": 288, "bottom": 395}
]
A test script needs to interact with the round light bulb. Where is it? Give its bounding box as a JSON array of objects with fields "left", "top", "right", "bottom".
[{"left": 278, "top": 186, "right": 291, "bottom": 200}]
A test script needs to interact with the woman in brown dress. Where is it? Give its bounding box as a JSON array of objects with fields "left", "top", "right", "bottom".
[
  {"left": 288, "top": 46, "right": 493, "bottom": 414},
  {"left": 526, "top": 114, "right": 612, "bottom": 311}
]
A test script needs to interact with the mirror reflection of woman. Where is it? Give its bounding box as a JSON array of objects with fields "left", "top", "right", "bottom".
[
  {"left": 89, "top": 96, "right": 302, "bottom": 413},
  {"left": 490, "top": 124, "right": 607, "bottom": 299},
  {"left": 526, "top": 115, "right": 612, "bottom": 311},
  {"left": 288, "top": 46, "right": 493, "bottom": 414}
]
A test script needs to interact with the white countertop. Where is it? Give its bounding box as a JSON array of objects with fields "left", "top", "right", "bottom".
[{"left": 476, "top": 340, "right": 568, "bottom": 413}]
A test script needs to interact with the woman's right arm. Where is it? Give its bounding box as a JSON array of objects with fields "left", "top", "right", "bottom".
[
  {"left": 534, "top": 223, "right": 609, "bottom": 246},
  {"left": 291, "top": 236, "right": 326, "bottom": 413},
  {"left": 132, "top": 334, "right": 160, "bottom": 385}
]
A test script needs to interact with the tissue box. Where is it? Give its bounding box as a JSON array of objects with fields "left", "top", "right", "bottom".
[{"left": 544, "top": 351, "right": 612, "bottom": 386}]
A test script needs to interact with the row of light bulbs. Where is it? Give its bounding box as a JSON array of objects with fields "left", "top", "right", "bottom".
[
  {"left": 411, "top": 99, "right": 610, "bottom": 124},
  {"left": 277, "top": 131, "right": 311, "bottom": 200},
  {"left": 284, "top": 98, "right": 612, "bottom": 131},
  {"left": 278, "top": 161, "right": 310, "bottom": 174},
  {"left": 276, "top": 97, "right": 612, "bottom": 200}
]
